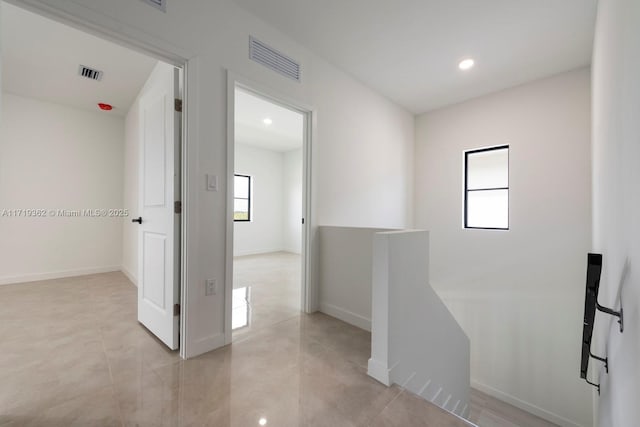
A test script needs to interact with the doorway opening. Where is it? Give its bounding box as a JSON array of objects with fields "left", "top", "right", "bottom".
[
  {"left": 0, "top": 2, "right": 186, "bottom": 352},
  {"left": 226, "top": 82, "right": 312, "bottom": 342}
]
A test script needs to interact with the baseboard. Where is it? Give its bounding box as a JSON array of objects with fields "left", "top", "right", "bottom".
[
  {"left": 471, "top": 380, "right": 585, "bottom": 427},
  {"left": 319, "top": 302, "right": 371, "bottom": 331},
  {"left": 185, "top": 333, "right": 226, "bottom": 359},
  {"left": 367, "top": 357, "right": 391, "bottom": 386},
  {"left": 0, "top": 266, "right": 122, "bottom": 286},
  {"left": 234, "top": 248, "right": 285, "bottom": 257},
  {"left": 120, "top": 265, "right": 138, "bottom": 287}
]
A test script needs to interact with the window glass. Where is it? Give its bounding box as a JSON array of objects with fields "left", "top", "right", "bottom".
[
  {"left": 465, "top": 146, "right": 509, "bottom": 230},
  {"left": 234, "top": 174, "right": 251, "bottom": 221},
  {"left": 467, "top": 148, "right": 508, "bottom": 190},
  {"left": 466, "top": 189, "right": 508, "bottom": 229}
]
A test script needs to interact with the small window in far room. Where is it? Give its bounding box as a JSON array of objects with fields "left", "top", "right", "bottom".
[
  {"left": 234, "top": 174, "right": 251, "bottom": 221},
  {"left": 464, "top": 145, "right": 509, "bottom": 230}
]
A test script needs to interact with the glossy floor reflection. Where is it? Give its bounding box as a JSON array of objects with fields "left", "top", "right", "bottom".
[
  {"left": 0, "top": 270, "right": 552, "bottom": 427},
  {"left": 0, "top": 270, "right": 476, "bottom": 427},
  {"left": 233, "top": 252, "right": 301, "bottom": 341}
]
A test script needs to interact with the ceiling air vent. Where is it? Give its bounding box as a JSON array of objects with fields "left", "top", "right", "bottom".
[
  {"left": 139, "top": 0, "right": 166, "bottom": 12},
  {"left": 249, "top": 36, "right": 301, "bottom": 82},
  {"left": 78, "top": 65, "right": 103, "bottom": 81}
]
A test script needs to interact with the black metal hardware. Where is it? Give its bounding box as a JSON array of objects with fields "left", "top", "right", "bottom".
[
  {"left": 590, "top": 351, "right": 608, "bottom": 373},
  {"left": 132, "top": 217, "right": 143, "bottom": 224},
  {"left": 580, "top": 253, "right": 624, "bottom": 394},
  {"left": 596, "top": 301, "right": 623, "bottom": 333},
  {"left": 585, "top": 378, "right": 600, "bottom": 395}
]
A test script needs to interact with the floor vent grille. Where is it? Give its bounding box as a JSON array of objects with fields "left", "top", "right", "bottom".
[{"left": 249, "top": 36, "right": 301, "bottom": 82}]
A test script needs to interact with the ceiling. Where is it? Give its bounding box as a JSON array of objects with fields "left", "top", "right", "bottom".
[
  {"left": 232, "top": 0, "right": 598, "bottom": 113},
  {"left": 235, "top": 88, "right": 304, "bottom": 152},
  {"left": 1, "top": 2, "right": 158, "bottom": 117}
]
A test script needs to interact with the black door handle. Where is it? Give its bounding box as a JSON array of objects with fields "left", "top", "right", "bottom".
[{"left": 132, "top": 217, "right": 143, "bottom": 224}]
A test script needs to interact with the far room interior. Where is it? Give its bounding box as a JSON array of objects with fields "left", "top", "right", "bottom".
[
  {"left": 232, "top": 86, "right": 305, "bottom": 338},
  {"left": 0, "top": 2, "right": 183, "bottom": 349}
]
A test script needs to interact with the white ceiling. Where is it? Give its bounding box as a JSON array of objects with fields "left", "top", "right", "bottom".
[
  {"left": 232, "top": 0, "right": 598, "bottom": 113},
  {"left": 235, "top": 88, "right": 304, "bottom": 152},
  {"left": 1, "top": 2, "right": 158, "bottom": 117}
]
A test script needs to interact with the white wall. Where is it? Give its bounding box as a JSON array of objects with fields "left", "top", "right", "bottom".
[
  {"left": 369, "top": 230, "right": 470, "bottom": 419},
  {"left": 9, "top": 0, "right": 415, "bottom": 357},
  {"left": 0, "top": 92, "right": 124, "bottom": 284},
  {"left": 283, "top": 147, "right": 302, "bottom": 254},
  {"left": 234, "top": 143, "right": 284, "bottom": 256},
  {"left": 414, "top": 69, "right": 592, "bottom": 427},
  {"left": 121, "top": 61, "right": 167, "bottom": 284},
  {"left": 318, "top": 226, "right": 392, "bottom": 331},
  {"left": 591, "top": 0, "right": 640, "bottom": 425},
  {"left": 122, "top": 87, "right": 140, "bottom": 284},
  {"left": 233, "top": 144, "right": 302, "bottom": 256}
]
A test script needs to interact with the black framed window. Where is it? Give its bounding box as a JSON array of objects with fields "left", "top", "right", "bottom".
[
  {"left": 464, "top": 145, "right": 509, "bottom": 230},
  {"left": 234, "top": 174, "right": 251, "bottom": 221}
]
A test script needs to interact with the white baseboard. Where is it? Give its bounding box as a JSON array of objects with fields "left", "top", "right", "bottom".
[
  {"left": 319, "top": 302, "right": 371, "bottom": 331},
  {"left": 471, "top": 380, "right": 585, "bottom": 427},
  {"left": 368, "top": 357, "right": 391, "bottom": 386},
  {"left": 185, "top": 333, "right": 226, "bottom": 359},
  {"left": 234, "top": 248, "right": 285, "bottom": 257},
  {"left": 120, "top": 265, "right": 138, "bottom": 286},
  {"left": 0, "top": 266, "right": 122, "bottom": 286}
]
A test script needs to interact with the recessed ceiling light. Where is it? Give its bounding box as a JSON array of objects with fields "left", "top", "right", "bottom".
[
  {"left": 458, "top": 58, "right": 475, "bottom": 71},
  {"left": 258, "top": 418, "right": 267, "bottom": 426},
  {"left": 263, "top": 118, "right": 273, "bottom": 126}
]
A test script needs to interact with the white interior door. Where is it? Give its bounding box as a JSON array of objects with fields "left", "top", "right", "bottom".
[{"left": 136, "top": 65, "right": 181, "bottom": 350}]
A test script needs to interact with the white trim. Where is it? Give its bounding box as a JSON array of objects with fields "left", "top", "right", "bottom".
[
  {"left": 7, "top": 0, "right": 193, "bottom": 360},
  {"left": 233, "top": 248, "right": 288, "bottom": 257},
  {"left": 0, "top": 266, "right": 121, "bottom": 286},
  {"left": 471, "top": 380, "right": 585, "bottom": 427},
  {"left": 225, "top": 70, "right": 315, "bottom": 345},
  {"left": 367, "top": 357, "right": 391, "bottom": 386},
  {"left": 224, "top": 71, "right": 236, "bottom": 345},
  {"left": 189, "top": 333, "right": 226, "bottom": 358},
  {"left": 121, "top": 266, "right": 138, "bottom": 286},
  {"left": 319, "top": 302, "right": 371, "bottom": 331},
  {"left": 4, "top": 0, "right": 193, "bottom": 64},
  {"left": 180, "top": 56, "right": 199, "bottom": 359}
]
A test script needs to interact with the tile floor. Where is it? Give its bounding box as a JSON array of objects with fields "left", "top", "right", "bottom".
[
  {"left": 232, "top": 252, "right": 301, "bottom": 341},
  {"left": 0, "top": 255, "right": 558, "bottom": 426}
]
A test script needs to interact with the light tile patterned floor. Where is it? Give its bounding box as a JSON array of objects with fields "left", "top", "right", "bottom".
[{"left": 0, "top": 255, "right": 557, "bottom": 426}]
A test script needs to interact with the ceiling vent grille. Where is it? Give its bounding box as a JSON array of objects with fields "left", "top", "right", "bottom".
[
  {"left": 78, "top": 65, "right": 103, "bottom": 81},
  {"left": 139, "top": 0, "right": 166, "bottom": 12},
  {"left": 249, "top": 36, "right": 301, "bottom": 82}
]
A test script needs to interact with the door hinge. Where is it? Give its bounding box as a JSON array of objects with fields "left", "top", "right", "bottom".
[
  {"left": 175, "top": 98, "right": 183, "bottom": 112},
  {"left": 173, "top": 303, "right": 180, "bottom": 316},
  {"left": 174, "top": 201, "right": 182, "bottom": 214}
]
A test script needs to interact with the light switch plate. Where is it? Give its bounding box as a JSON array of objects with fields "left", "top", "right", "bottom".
[
  {"left": 205, "top": 279, "right": 217, "bottom": 296},
  {"left": 206, "top": 174, "right": 218, "bottom": 191}
]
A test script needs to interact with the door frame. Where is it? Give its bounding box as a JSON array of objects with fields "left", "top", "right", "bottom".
[
  {"left": 5, "top": 0, "right": 193, "bottom": 358},
  {"left": 225, "top": 71, "right": 315, "bottom": 344}
]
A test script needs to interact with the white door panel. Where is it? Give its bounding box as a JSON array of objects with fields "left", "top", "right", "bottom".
[{"left": 137, "top": 64, "right": 180, "bottom": 350}]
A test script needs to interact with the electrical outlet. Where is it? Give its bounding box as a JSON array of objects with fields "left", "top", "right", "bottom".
[{"left": 205, "top": 279, "right": 217, "bottom": 296}]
